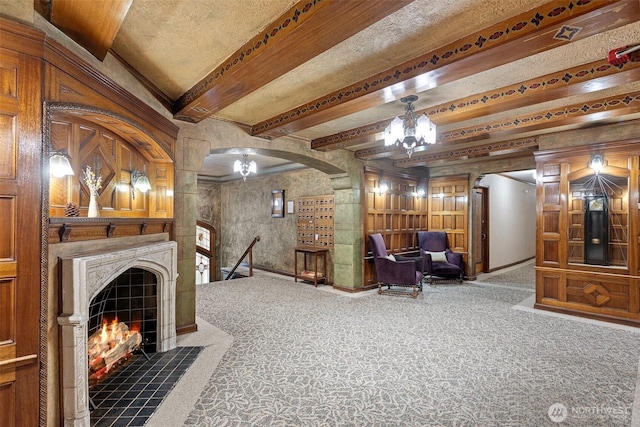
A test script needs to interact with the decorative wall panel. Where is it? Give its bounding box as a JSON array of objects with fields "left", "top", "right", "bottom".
[
  {"left": 428, "top": 176, "right": 468, "bottom": 255},
  {"left": 535, "top": 142, "right": 640, "bottom": 325}
]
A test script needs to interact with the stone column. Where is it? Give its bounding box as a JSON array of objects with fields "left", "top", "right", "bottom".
[
  {"left": 330, "top": 173, "right": 364, "bottom": 290},
  {"left": 174, "top": 136, "right": 209, "bottom": 333}
]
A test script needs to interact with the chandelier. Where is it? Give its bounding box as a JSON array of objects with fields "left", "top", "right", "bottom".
[
  {"left": 384, "top": 95, "right": 436, "bottom": 157},
  {"left": 233, "top": 154, "right": 257, "bottom": 181}
]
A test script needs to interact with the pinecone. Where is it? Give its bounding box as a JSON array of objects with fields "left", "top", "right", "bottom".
[{"left": 64, "top": 202, "right": 80, "bottom": 217}]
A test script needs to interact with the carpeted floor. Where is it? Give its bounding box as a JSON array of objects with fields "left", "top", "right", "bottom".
[
  {"left": 477, "top": 259, "right": 536, "bottom": 291},
  {"left": 168, "top": 269, "right": 640, "bottom": 427}
]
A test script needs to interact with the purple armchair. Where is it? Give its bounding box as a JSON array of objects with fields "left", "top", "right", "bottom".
[
  {"left": 417, "top": 231, "right": 464, "bottom": 284},
  {"left": 369, "top": 233, "right": 423, "bottom": 298}
]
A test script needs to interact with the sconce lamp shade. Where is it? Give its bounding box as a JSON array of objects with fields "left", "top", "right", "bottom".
[
  {"left": 589, "top": 154, "right": 604, "bottom": 174},
  {"left": 50, "top": 152, "right": 74, "bottom": 178},
  {"left": 131, "top": 170, "right": 151, "bottom": 192}
]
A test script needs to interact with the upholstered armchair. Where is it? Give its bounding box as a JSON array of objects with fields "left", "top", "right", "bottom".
[
  {"left": 368, "top": 233, "right": 423, "bottom": 298},
  {"left": 417, "top": 231, "right": 464, "bottom": 284}
]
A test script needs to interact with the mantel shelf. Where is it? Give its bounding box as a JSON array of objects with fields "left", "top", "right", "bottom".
[{"left": 48, "top": 217, "right": 172, "bottom": 243}]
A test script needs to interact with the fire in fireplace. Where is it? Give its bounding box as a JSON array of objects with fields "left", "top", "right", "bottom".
[{"left": 88, "top": 317, "right": 142, "bottom": 385}]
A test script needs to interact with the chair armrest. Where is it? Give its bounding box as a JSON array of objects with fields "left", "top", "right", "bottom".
[
  {"left": 446, "top": 251, "right": 463, "bottom": 268},
  {"left": 396, "top": 254, "right": 423, "bottom": 272},
  {"left": 419, "top": 249, "right": 433, "bottom": 272}
]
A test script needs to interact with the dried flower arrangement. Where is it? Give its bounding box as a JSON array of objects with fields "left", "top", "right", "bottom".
[{"left": 82, "top": 165, "right": 102, "bottom": 196}]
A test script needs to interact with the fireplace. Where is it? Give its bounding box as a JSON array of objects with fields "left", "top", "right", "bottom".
[{"left": 58, "top": 241, "right": 177, "bottom": 427}]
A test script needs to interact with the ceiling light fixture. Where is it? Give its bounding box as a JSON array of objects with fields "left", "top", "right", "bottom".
[
  {"left": 234, "top": 154, "right": 257, "bottom": 181},
  {"left": 50, "top": 150, "right": 74, "bottom": 178},
  {"left": 384, "top": 95, "right": 436, "bottom": 157}
]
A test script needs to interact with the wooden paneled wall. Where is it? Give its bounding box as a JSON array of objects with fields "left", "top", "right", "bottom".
[
  {"left": 48, "top": 114, "right": 174, "bottom": 219},
  {"left": 363, "top": 168, "right": 429, "bottom": 287},
  {"left": 0, "top": 43, "right": 43, "bottom": 427},
  {"left": 428, "top": 175, "right": 469, "bottom": 263},
  {"left": 535, "top": 142, "right": 640, "bottom": 325}
]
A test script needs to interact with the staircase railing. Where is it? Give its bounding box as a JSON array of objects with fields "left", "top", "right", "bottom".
[{"left": 224, "top": 236, "right": 260, "bottom": 280}]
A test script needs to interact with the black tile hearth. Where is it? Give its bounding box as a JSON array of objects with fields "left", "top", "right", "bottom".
[{"left": 90, "top": 346, "right": 203, "bottom": 427}]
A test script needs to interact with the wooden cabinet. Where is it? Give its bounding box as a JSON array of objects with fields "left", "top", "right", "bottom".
[
  {"left": 535, "top": 143, "right": 640, "bottom": 325},
  {"left": 296, "top": 195, "right": 334, "bottom": 248}
]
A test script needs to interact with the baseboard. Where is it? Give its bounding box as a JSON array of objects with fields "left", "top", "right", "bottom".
[
  {"left": 333, "top": 283, "right": 378, "bottom": 293},
  {"left": 176, "top": 323, "right": 198, "bottom": 336},
  {"left": 486, "top": 256, "right": 534, "bottom": 273}
]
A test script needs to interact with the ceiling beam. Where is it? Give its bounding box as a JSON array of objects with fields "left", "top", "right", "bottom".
[
  {"left": 311, "top": 58, "right": 640, "bottom": 151},
  {"left": 50, "top": 0, "right": 132, "bottom": 61},
  {"left": 173, "top": 0, "right": 413, "bottom": 123},
  {"left": 252, "top": 0, "right": 637, "bottom": 139}
]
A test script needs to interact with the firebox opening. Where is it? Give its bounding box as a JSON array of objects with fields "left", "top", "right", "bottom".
[{"left": 88, "top": 267, "right": 158, "bottom": 355}]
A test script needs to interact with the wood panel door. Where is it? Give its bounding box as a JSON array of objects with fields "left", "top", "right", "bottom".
[
  {"left": 473, "top": 186, "right": 489, "bottom": 274},
  {"left": 0, "top": 48, "right": 42, "bottom": 426}
]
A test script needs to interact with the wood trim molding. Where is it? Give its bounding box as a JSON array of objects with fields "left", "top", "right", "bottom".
[{"left": 48, "top": 218, "right": 173, "bottom": 243}]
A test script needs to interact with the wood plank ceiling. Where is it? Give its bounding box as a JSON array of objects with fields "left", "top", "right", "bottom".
[{"left": 39, "top": 0, "right": 640, "bottom": 176}]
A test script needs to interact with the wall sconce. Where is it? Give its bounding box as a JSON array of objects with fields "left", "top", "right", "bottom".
[
  {"left": 131, "top": 169, "right": 151, "bottom": 199},
  {"left": 415, "top": 188, "right": 426, "bottom": 197},
  {"left": 50, "top": 150, "right": 74, "bottom": 178},
  {"left": 378, "top": 181, "right": 389, "bottom": 194},
  {"left": 589, "top": 154, "right": 604, "bottom": 174}
]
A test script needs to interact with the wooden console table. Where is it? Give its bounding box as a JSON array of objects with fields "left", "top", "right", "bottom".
[{"left": 294, "top": 246, "right": 328, "bottom": 287}]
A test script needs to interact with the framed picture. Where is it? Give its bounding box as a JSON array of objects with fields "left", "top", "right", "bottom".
[
  {"left": 271, "top": 190, "right": 284, "bottom": 217},
  {"left": 287, "top": 200, "right": 294, "bottom": 214}
]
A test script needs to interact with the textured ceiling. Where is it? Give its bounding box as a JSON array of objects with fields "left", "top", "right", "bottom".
[{"left": 32, "top": 0, "right": 640, "bottom": 179}]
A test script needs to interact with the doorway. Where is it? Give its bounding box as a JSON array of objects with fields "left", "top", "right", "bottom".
[
  {"left": 196, "top": 221, "right": 216, "bottom": 284},
  {"left": 473, "top": 186, "right": 489, "bottom": 274}
]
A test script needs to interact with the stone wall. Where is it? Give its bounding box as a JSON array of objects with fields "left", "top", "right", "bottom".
[{"left": 198, "top": 168, "right": 334, "bottom": 282}]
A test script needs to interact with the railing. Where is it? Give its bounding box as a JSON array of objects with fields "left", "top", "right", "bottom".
[{"left": 224, "top": 236, "right": 261, "bottom": 280}]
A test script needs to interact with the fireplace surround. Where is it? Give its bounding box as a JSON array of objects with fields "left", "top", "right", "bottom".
[{"left": 57, "top": 241, "right": 177, "bottom": 427}]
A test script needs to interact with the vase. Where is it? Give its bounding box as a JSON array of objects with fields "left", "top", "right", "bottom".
[{"left": 88, "top": 194, "right": 99, "bottom": 218}]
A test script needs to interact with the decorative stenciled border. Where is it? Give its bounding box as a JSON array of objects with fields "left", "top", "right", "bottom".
[
  {"left": 440, "top": 92, "right": 640, "bottom": 142},
  {"left": 253, "top": 0, "right": 611, "bottom": 136},
  {"left": 175, "top": 0, "right": 322, "bottom": 112},
  {"left": 394, "top": 138, "right": 538, "bottom": 168},
  {"left": 312, "top": 57, "right": 639, "bottom": 150}
]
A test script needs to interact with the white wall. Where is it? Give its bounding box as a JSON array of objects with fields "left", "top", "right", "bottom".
[{"left": 480, "top": 174, "right": 536, "bottom": 270}]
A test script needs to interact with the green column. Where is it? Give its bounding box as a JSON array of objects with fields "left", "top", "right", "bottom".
[{"left": 330, "top": 173, "right": 364, "bottom": 290}]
